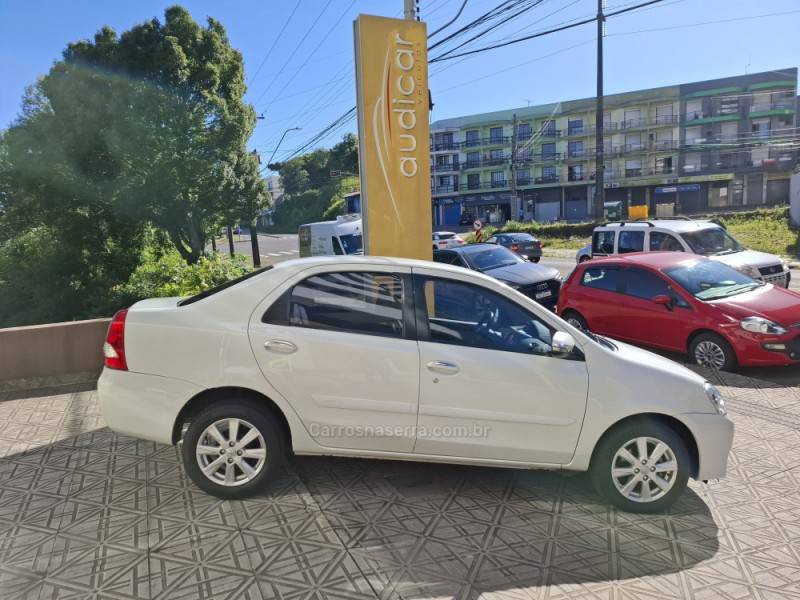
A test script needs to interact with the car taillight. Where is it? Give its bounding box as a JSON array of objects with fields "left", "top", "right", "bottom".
[
  {"left": 511, "top": 244, "right": 520, "bottom": 251},
  {"left": 103, "top": 309, "right": 128, "bottom": 370},
  {"left": 539, "top": 241, "right": 545, "bottom": 248}
]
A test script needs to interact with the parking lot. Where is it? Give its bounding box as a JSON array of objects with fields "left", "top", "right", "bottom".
[{"left": 1, "top": 364, "right": 799, "bottom": 600}]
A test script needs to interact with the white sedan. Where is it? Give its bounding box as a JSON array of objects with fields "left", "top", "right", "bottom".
[
  {"left": 99, "top": 256, "right": 733, "bottom": 513},
  {"left": 432, "top": 231, "right": 466, "bottom": 250}
]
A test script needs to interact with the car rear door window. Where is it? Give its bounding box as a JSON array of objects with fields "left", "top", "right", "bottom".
[
  {"left": 621, "top": 268, "right": 670, "bottom": 300},
  {"left": 618, "top": 231, "right": 645, "bottom": 253},
  {"left": 592, "top": 231, "right": 615, "bottom": 255},
  {"left": 581, "top": 267, "right": 619, "bottom": 292},
  {"left": 649, "top": 232, "right": 684, "bottom": 252},
  {"left": 418, "top": 277, "right": 554, "bottom": 355},
  {"left": 271, "top": 272, "right": 406, "bottom": 338},
  {"left": 433, "top": 251, "right": 460, "bottom": 265}
]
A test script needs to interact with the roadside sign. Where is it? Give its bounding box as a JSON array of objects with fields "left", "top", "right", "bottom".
[{"left": 473, "top": 219, "right": 482, "bottom": 231}]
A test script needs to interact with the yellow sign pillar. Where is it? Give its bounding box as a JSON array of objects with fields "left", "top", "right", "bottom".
[{"left": 353, "top": 15, "right": 432, "bottom": 260}]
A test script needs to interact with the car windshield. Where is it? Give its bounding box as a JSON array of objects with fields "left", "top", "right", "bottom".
[
  {"left": 437, "top": 233, "right": 456, "bottom": 240},
  {"left": 681, "top": 227, "right": 743, "bottom": 256},
  {"left": 339, "top": 233, "right": 363, "bottom": 254},
  {"left": 665, "top": 260, "right": 763, "bottom": 300},
  {"left": 464, "top": 246, "right": 523, "bottom": 272}
]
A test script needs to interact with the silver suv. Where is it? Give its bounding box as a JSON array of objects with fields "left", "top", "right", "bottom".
[{"left": 576, "top": 217, "right": 790, "bottom": 287}]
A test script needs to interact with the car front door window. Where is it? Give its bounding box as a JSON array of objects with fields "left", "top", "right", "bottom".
[{"left": 419, "top": 277, "right": 554, "bottom": 356}]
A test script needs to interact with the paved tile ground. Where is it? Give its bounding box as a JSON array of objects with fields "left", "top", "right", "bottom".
[{"left": 0, "top": 370, "right": 799, "bottom": 600}]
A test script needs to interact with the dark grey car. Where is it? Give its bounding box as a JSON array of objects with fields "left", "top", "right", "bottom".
[
  {"left": 486, "top": 232, "right": 543, "bottom": 262},
  {"left": 433, "top": 244, "right": 561, "bottom": 309}
]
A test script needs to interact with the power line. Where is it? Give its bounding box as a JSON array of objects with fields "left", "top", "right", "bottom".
[
  {"left": 430, "top": 0, "right": 666, "bottom": 62},
  {"left": 261, "top": 0, "right": 358, "bottom": 112},
  {"left": 608, "top": 8, "right": 800, "bottom": 37},
  {"left": 250, "top": 0, "right": 334, "bottom": 108},
  {"left": 247, "top": 0, "right": 303, "bottom": 85}
]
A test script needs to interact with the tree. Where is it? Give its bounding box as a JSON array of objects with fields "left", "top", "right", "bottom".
[
  {"left": 3, "top": 6, "right": 261, "bottom": 265},
  {"left": 329, "top": 133, "right": 359, "bottom": 175}
]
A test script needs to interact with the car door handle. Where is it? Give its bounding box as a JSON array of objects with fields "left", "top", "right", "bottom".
[
  {"left": 426, "top": 361, "right": 460, "bottom": 375},
  {"left": 264, "top": 339, "right": 297, "bottom": 354}
]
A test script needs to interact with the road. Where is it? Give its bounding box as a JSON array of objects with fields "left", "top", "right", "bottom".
[{"left": 214, "top": 233, "right": 299, "bottom": 265}]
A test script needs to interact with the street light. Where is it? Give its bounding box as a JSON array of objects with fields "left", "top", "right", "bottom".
[{"left": 267, "top": 126, "right": 301, "bottom": 167}]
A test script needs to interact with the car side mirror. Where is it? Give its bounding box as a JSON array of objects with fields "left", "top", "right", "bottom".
[
  {"left": 551, "top": 331, "right": 576, "bottom": 357},
  {"left": 652, "top": 294, "right": 674, "bottom": 310}
]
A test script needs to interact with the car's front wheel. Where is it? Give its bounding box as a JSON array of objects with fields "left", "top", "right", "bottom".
[
  {"left": 562, "top": 310, "right": 588, "bottom": 331},
  {"left": 689, "top": 332, "right": 737, "bottom": 371},
  {"left": 181, "top": 400, "right": 286, "bottom": 499},
  {"left": 590, "top": 418, "right": 690, "bottom": 513}
]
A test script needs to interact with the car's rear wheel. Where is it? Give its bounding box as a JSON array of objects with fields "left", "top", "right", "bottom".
[
  {"left": 578, "top": 255, "right": 591, "bottom": 263},
  {"left": 531, "top": 257, "right": 541, "bottom": 263},
  {"left": 689, "top": 332, "right": 737, "bottom": 371},
  {"left": 181, "top": 400, "right": 286, "bottom": 499},
  {"left": 590, "top": 418, "right": 689, "bottom": 513},
  {"left": 562, "top": 310, "right": 588, "bottom": 331}
]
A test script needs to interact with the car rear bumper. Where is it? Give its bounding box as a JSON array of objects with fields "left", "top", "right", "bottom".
[
  {"left": 681, "top": 412, "right": 734, "bottom": 480},
  {"left": 98, "top": 368, "right": 203, "bottom": 445}
]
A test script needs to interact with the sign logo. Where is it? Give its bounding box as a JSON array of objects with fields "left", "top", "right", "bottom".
[{"left": 354, "top": 15, "right": 431, "bottom": 260}]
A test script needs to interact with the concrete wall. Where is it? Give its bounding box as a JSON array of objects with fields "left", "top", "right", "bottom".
[{"left": 0, "top": 318, "right": 110, "bottom": 384}]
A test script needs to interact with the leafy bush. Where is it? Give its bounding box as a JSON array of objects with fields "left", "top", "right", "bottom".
[{"left": 117, "top": 250, "right": 251, "bottom": 302}]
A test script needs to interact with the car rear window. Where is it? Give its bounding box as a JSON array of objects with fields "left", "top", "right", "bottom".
[
  {"left": 177, "top": 266, "right": 273, "bottom": 306},
  {"left": 581, "top": 266, "right": 619, "bottom": 292},
  {"left": 509, "top": 233, "right": 536, "bottom": 242},
  {"left": 438, "top": 233, "right": 456, "bottom": 240}
]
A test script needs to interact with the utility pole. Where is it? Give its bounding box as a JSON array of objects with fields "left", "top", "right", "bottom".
[
  {"left": 594, "top": 0, "right": 606, "bottom": 220},
  {"left": 403, "top": 0, "right": 415, "bottom": 20},
  {"left": 510, "top": 114, "right": 519, "bottom": 222},
  {"left": 227, "top": 226, "right": 235, "bottom": 256}
]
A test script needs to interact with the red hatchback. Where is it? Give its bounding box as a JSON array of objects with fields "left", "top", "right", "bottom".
[{"left": 557, "top": 252, "right": 800, "bottom": 370}]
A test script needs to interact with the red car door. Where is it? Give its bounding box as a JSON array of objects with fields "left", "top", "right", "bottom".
[
  {"left": 614, "top": 267, "right": 695, "bottom": 352},
  {"left": 570, "top": 264, "right": 625, "bottom": 335}
]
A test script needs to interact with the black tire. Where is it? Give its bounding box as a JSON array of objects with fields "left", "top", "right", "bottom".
[
  {"left": 689, "top": 332, "right": 737, "bottom": 372},
  {"left": 531, "top": 256, "right": 541, "bottom": 263},
  {"left": 590, "top": 417, "right": 690, "bottom": 513},
  {"left": 181, "top": 399, "right": 286, "bottom": 499},
  {"left": 578, "top": 255, "right": 591, "bottom": 263},
  {"left": 562, "top": 310, "right": 589, "bottom": 331}
]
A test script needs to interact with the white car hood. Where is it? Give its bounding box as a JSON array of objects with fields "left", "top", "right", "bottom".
[
  {"left": 606, "top": 336, "right": 705, "bottom": 386},
  {"left": 711, "top": 249, "right": 781, "bottom": 270}
]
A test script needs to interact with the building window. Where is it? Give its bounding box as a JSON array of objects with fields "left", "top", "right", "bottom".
[
  {"left": 623, "top": 109, "right": 641, "bottom": 128},
  {"left": 683, "top": 152, "right": 701, "bottom": 172},
  {"left": 465, "top": 129, "right": 480, "bottom": 146},
  {"left": 624, "top": 133, "right": 642, "bottom": 151},
  {"left": 568, "top": 141, "right": 584, "bottom": 157},
  {"left": 520, "top": 147, "right": 533, "bottom": 161},
  {"left": 541, "top": 166, "right": 557, "bottom": 181},
  {"left": 467, "top": 173, "right": 480, "bottom": 189},
  {"left": 489, "top": 148, "right": 504, "bottom": 162},
  {"left": 489, "top": 127, "right": 504, "bottom": 143},
  {"left": 517, "top": 123, "right": 532, "bottom": 140},
  {"left": 541, "top": 143, "right": 557, "bottom": 159},
  {"left": 568, "top": 165, "right": 584, "bottom": 181},
  {"left": 656, "top": 103, "right": 674, "bottom": 124},
  {"left": 751, "top": 119, "right": 770, "bottom": 138},
  {"left": 685, "top": 99, "right": 702, "bottom": 121},
  {"left": 750, "top": 146, "right": 769, "bottom": 166},
  {"left": 490, "top": 171, "right": 505, "bottom": 187},
  {"left": 685, "top": 126, "right": 702, "bottom": 145},
  {"left": 466, "top": 151, "right": 479, "bottom": 167},
  {"left": 655, "top": 129, "right": 673, "bottom": 150},
  {"left": 568, "top": 118, "right": 584, "bottom": 135},
  {"left": 720, "top": 121, "right": 738, "bottom": 142},
  {"left": 717, "top": 97, "right": 739, "bottom": 115},
  {"left": 751, "top": 92, "right": 771, "bottom": 113},
  {"left": 625, "top": 160, "right": 642, "bottom": 177},
  {"left": 656, "top": 156, "right": 673, "bottom": 174},
  {"left": 517, "top": 168, "right": 531, "bottom": 185},
  {"left": 541, "top": 120, "right": 556, "bottom": 136}
]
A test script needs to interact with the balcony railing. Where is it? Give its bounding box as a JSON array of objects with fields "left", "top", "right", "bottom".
[
  {"left": 516, "top": 177, "right": 532, "bottom": 186},
  {"left": 750, "top": 102, "right": 794, "bottom": 113},
  {"left": 568, "top": 173, "right": 587, "bottom": 182},
  {"left": 432, "top": 162, "right": 459, "bottom": 172},
  {"left": 535, "top": 175, "right": 559, "bottom": 184},
  {"left": 431, "top": 184, "right": 457, "bottom": 195},
  {"left": 460, "top": 180, "right": 509, "bottom": 191},
  {"left": 431, "top": 141, "right": 459, "bottom": 151}
]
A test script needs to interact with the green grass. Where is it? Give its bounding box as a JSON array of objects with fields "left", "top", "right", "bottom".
[{"left": 717, "top": 207, "right": 800, "bottom": 258}]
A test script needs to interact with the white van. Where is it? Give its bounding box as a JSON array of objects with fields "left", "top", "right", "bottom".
[{"left": 298, "top": 215, "right": 363, "bottom": 257}]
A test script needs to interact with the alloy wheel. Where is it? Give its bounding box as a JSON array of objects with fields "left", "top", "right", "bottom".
[
  {"left": 611, "top": 436, "right": 678, "bottom": 503},
  {"left": 195, "top": 418, "right": 267, "bottom": 486},
  {"left": 694, "top": 340, "right": 726, "bottom": 369},
  {"left": 566, "top": 317, "right": 584, "bottom": 330}
]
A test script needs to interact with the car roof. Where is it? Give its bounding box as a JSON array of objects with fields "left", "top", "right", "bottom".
[
  {"left": 599, "top": 219, "right": 719, "bottom": 234},
  {"left": 433, "top": 231, "right": 457, "bottom": 235},
  {"left": 443, "top": 243, "right": 499, "bottom": 254},
  {"left": 584, "top": 252, "right": 708, "bottom": 270}
]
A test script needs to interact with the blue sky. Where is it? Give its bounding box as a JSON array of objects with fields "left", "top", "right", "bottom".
[{"left": 2, "top": 0, "right": 799, "bottom": 168}]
